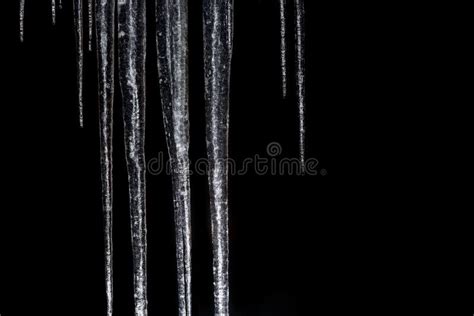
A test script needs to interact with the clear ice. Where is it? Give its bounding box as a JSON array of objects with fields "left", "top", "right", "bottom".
[
  {"left": 203, "top": 1, "right": 234, "bottom": 315},
  {"left": 73, "top": 0, "right": 84, "bottom": 127},
  {"left": 155, "top": 0, "right": 192, "bottom": 315},
  {"left": 51, "top": 0, "right": 56, "bottom": 25},
  {"left": 96, "top": 0, "right": 116, "bottom": 314},
  {"left": 13, "top": 1, "right": 310, "bottom": 314},
  {"left": 117, "top": 1, "right": 148, "bottom": 315},
  {"left": 295, "top": 0, "right": 306, "bottom": 167},
  {"left": 19, "top": 0, "right": 25, "bottom": 42},
  {"left": 280, "top": 0, "right": 288, "bottom": 98},
  {"left": 88, "top": 0, "right": 94, "bottom": 51}
]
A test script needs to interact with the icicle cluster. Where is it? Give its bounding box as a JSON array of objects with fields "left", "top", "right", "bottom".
[{"left": 17, "top": 0, "right": 308, "bottom": 314}]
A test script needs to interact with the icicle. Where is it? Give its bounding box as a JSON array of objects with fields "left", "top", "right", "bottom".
[
  {"left": 295, "top": 0, "right": 306, "bottom": 168},
  {"left": 280, "top": 0, "right": 288, "bottom": 98},
  {"left": 203, "top": 1, "right": 234, "bottom": 315},
  {"left": 155, "top": 0, "right": 192, "bottom": 315},
  {"left": 73, "top": 0, "right": 84, "bottom": 127},
  {"left": 51, "top": 0, "right": 56, "bottom": 25},
  {"left": 96, "top": 0, "right": 116, "bottom": 314},
  {"left": 88, "top": 0, "right": 94, "bottom": 51},
  {"left": 117, "top": 1, "right": 148, "bottom": 315},
  {"left": 59, "top": 0, "right": 62, "bottom": 10},
  {"left": 19, "top": 0, "right": 25, "bottom": 42}
]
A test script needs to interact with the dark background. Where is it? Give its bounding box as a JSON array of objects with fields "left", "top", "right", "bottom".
[{"left": 0, "top": 1, "right": 354, "bottom": 315}]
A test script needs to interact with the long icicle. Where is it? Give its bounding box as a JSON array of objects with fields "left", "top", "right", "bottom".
[
  {"left": 51, "top": 0, "right": 56, "bottom": 25},
  {"left": 295, "top": 0, "right": 306, "bottom": 168},
  {"left": 88, "top": 0, "right": 94, "bottom": 51},
  {"left": 203, "top": 1, "right": 234, "bottom": 315},
  {"left": 96, "top": 0, "right": 116, "bottom": 314},
  {"left": 280, "top": 0, "right": 288, "bottom": 98},
  {"left": 73, "top": 0, "right": 84, "bottom": 127},
  {"left": 155, "top": 0, "right": 192, "bottom": 315},
  {"left": 19, "top": 0, "right": 25, "bottom": 42},
  {"left": 117, "top": 1, "right": 148, "bottom": 315}
]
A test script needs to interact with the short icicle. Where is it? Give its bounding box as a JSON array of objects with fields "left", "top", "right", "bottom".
[
  {"left": 96, "top": 0, "right": 116, "bottom": 314},
  {"left": 203, "top": 1, "right": 234, "bottom": 315},
  {"left": 51, "top": 0, "right": 56, "bottom": 25},
  {"left": 117, "top": 1, "right": 148, "bottom": 315},
  {"left": 155, "top": 0, "right": 192, "bottom": 315},
  {"left": 19, "top": 0, "right": 25, "bottom": 42}
]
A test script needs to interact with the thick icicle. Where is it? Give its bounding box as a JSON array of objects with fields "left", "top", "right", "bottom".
[
  {"left": 96, "top": 0, "right": 116, "bottom": 314},
  {"left": 88, "top": 0, "right": 94, "bottom": 51},
  {"left": 155, "top": 0, "right": 192, "bottom": 315},
  {"left": 19, "top": 0, "right": 25, "bottom": 42},
  {"left": 203, "top": 1, "right": 234, "bottom": 315},
  {"left": 280, "top": 0, "right": 288, "bottom": 98},
  {"left": 295, "top": 0, "right": 306, "bottom": 167},
  {"left": 51, "top": 0, "right": 56, "bottom": 25},
  {"left": 73, "top": 0, "right": 84, "bottom": 127},
  {"left": 117, "top": 1, "right": 148, "bottom": 315}
]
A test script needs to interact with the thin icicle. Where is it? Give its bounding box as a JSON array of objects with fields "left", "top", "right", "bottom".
[
  {"left": 295, "top": 0, "right": 306, "bottom": 168},
  {"left": 155, "top": 0, "right": 192, "bottom": 315},
  {"left": 59, "top": 0, "right": 62, "bottom": 10},
  {"left": 203, "top": 1, "right": 234, "bottom": 315},
  {"left": 51, "top": 0, "right": 56, "bottom": 25},
  {"left": 96, "top": 0, "right": 116, "bottom": 314},
  {"left": 73, "top": 0, "right": 84, "bottom": 127},
  {"left": 280, "top": 0, "right": 288, "bottom": 98},
  {"left": 88, "top": 0, "right": 94, "bottom": 51},
  {"left": 117, "top": 1, "right": 148, "bottom": 315},
  {"left": 19, "top": 0, "right": 25, "bottom": 42}
]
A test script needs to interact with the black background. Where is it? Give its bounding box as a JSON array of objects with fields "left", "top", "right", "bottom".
[{"left": 0, "top": 1, "right": 353, "bottom": 315}]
